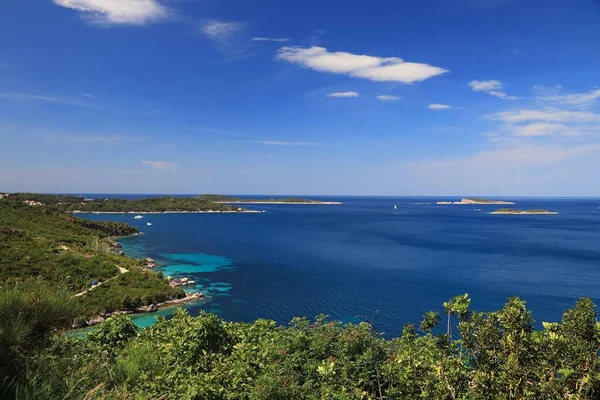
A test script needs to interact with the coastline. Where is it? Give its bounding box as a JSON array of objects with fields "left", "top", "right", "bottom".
[
  {"left": 72, "top": 210, "right": 264, "bottom": 214},
  {"left": 217, "top": 201, "right": 343, "bottom": 205},
  {"left": 489, "top": 211, "right": 559, "bottom": 215},
  {"left": 74, "top": 229, "right": 210, "bottom": 329}
]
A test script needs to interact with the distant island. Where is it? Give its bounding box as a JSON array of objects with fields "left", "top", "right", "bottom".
[
  {"left": 437, "top": 198, "right": 515, "bottom": 205},
  {"left": 3, "top": 193, "right": 255, "bottom": 213},
  {"left": 196, "top": 194, "right": 343, "bottom": 205},
  {"left": 490, "top": 208, "right": 558, "bottom": 215}
]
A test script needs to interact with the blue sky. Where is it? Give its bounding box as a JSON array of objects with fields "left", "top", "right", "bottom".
[{"left": 1, "top": 0, "right": 600, "bottom": 195}]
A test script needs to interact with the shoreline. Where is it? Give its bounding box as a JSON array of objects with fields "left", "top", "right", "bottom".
[
  {"left": 489, "top": 211, "right": 559, "bottom": 215},
  {"left": 73, "top": 228, "right": 210, "bottom": 330},
  {"left": 217, "top": 201, "right": 343, "bottom": 205},
  {"left": 72, "top": 210, "right": 264, "bottom": 214}
]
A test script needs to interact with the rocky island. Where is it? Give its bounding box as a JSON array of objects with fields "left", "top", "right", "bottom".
[
  {"left": 197, "top": 194, "right": 343, "bottom": 205},
  {"left": 437, "top": 197, "right": 515, "bottom": 205},
  {"left": 490, "top": 208, "right": 559, "bottom": 215}
]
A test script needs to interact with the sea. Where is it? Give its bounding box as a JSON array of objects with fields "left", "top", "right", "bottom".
[{"left": 79, "top": 195, "right": 600, "bottom": 338}]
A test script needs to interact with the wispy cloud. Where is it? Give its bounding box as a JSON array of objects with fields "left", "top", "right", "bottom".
[
  {"left": 243, "top": 141, "right": 321, "bottom": 146},
  {"left": 252, "top": 37, "right": 290, "bottom": 42},
  {"left": 0, "top": 92, "right": 90, "bottom": 107},
  {"left": 327, "top": 91, "right": 360, "bottom": 98},
  {"left": 83, "top": 93, "right": 94, "bottom": 98},
  {"left": 53, "top": 0, "right": 172, "bottom": 25},
  {"left": 469, "top": 80, "right": 519, "bottom": 100},
  {"left": 427, "top": 103, "right": 454, "bottom": 110},
  {"left": 200, "top": 20, "right": 250, "bottom": 59},
  {"left": 537, "top": 88, "right": 600, "bottom": 109},
  {"left": 488, "top": 108, "right": 600, "bottom": 123},
  {"left": 376, "top": 95, "right": 400, "bottom": 101},
  {"left": 142, "top": 160, "right": 178, "bottom": 169},
  {"left": 277, "top": 46, "right": 448, "bottom": 84}
]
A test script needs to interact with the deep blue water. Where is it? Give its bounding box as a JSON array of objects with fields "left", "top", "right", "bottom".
[{"left": 80, "top": 196, "right": 600, "bottom": 337}]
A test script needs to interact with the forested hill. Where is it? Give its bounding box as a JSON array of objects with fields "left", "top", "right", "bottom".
[
  {"left": 0, "top": 199, "right": 183, "bottom": 318},
  {"left": 2, "top": 193, "right": 241, "bottom": 212}
]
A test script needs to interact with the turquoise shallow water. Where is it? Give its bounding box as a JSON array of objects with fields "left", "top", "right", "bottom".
[{"left": 80, "top": 196, "right": 600, "bottom": 337}]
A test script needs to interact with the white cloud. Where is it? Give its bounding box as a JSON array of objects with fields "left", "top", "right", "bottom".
[
  {"left": 53, "top": 0, "right": 171, "bottom": 25},
  {"left": 511, "top": 122, "right": 587, "bottom": 137},
  {"left": 200, "top": 21, "right": 249, "bottom": 58},
  {"left": 469, "top": 80, "right": 518, "bottom": 100},
  {"left": 538, "top": 88, "right": 600, "bottom": 109},
  {"left": 327, "top": 91, "right": 360, "bottom": 98},
  {"left": 376, "top": 95, "right": 400, "bottom": 101},
  {"left": 489, "top": 108, "right": 600, "bottom": 123},
  {"left": 245, "top": 141, "right": 321, "bottom": 146},
  {"left": 252, "top": 37, "right": 290, "bottom": 42},
  {"left": 427, "top": 103, "right": 453, "bottom": 110},
  {"left": 142, "top": 160, "right": 178, "bottom": 168},
  {"left": 276, "top": 46, "right": 448, "bottom": 84}
]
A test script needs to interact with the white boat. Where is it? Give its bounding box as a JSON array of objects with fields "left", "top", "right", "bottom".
[
  {"left": 146, "top": 222, "right": 152, "bottom": 226},
  {"left": 134, "top": 215, "right": 144, "bottom": 219},
  {"left": 394, "top": 205, "right": 397, "bottom": 209}
]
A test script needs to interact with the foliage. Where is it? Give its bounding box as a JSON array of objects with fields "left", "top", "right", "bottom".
[
  {"left": 2, "top": 193, "right": 241, "bottom": 213},
  {"left": 11, "top": 297, "right": 600, "bottom": 399},
  {"left": 0, "top": 199, "right": 183, "bottom": 320},
  {"left": 0, "top": 281, "right": 79, "bottom": 398}
]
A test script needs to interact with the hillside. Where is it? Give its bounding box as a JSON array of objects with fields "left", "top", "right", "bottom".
[{"left": 0, "top": 199, "right": 184, "bottom": 320}]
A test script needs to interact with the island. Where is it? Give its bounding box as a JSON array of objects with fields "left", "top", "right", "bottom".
[
  {"left": 196, "top": 194, "right": 343, "bottom": 205},
  {"left": 490, "top": 208, "right": 559, "bottom": 215},
  {"left": 437, "top": 198, "right": 515, "bottom": 205}
]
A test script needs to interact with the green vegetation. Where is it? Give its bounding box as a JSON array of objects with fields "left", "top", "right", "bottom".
[
  {"left": 197, "top": 194, "right": 332, "bottom": 203},
  {"left": 492, "top": 208, "right": 556, "bottom": 214},
  {"left": 0, "top": 199, "right": 184, "bottom": 320},
  {"left": 3, "top": 193, "right": 241, "bottom": 213},
  {"left": 2, "top": 292, "right": 600, "bottom": 399}
]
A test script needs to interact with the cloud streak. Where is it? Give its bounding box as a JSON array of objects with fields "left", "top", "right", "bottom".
[
  {"left": 469, "top": 80, "right": 518, "bottom": 100},
  {"left": 327, "top": 91, "right": 360, "bottom": 98},
  {"left": 538, "top": 88, "right": 600, "bottom": 109},
  {"left": 376, "top": 95, "right": 400, "bottom": 101},
  {"left": 277, "top": 46, "right": 448, "bottom": 84},
  {"left": 252, "top": 37, "right": 290, "bottom": 42},
  {"left": 53, "top": 0, "right": 171, "bottom": 25},
  {"left": 427, "top": 103, "right": 453, "bottom": 110}
]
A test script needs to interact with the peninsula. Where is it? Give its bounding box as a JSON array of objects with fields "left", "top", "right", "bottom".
[
  {"left": 0, "top": 194, "right": 204, "bottom": 327},
  {"left": 490, "top": 208, "right": 559, "bottom": 215},
  {"left": 5, "top": 193, "right": 251, "bottom": 213},
  {"left": 196, "top": 194, "right": 343, "bottom": 205},
  {"left": 437, "top": 197, "right": 515, "bottom": 205}
]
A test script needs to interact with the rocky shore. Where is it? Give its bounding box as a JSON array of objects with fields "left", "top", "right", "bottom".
[
  {"left": 437, "top": 198, "right": 515, "bottom": 205},
  {"left": 82, "top": 292, "right": 206, "bottom": 327}
]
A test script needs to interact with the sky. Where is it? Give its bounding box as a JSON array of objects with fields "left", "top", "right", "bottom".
[{"left": 1, "top": 0, "right": 600, "bottom": 196}]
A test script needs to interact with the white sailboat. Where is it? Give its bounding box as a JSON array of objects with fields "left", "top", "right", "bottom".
[{"left": 394, "top": 205, "right": 397, "bottom": 210}]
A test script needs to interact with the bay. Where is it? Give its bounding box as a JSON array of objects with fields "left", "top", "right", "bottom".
[{"left": 80, "top": 196, "right": 600, "bottom": 337}]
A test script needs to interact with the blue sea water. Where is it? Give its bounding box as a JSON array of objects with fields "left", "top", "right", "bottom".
[{"left": 80, "top": 196, "right": 600, "bottom": 337}]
